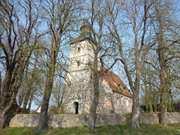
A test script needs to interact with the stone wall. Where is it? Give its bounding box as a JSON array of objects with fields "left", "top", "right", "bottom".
[
  {"left": 9, "top": 112, "right": 180, "bottom": 128},
  {"left": 140, "top": 112, "right": 180, "bottom": 125},
  {"left": 140, "top": 113, "right": 159, "bottom": 124},
  {"left": 164, "top": 112, "right": 180, "bottom": 124},
  {"left": 9, "top": 113, "right": 127, "bottom": 128},
  {"left": 10, "top": 114, "right": 39, "bottom": 127}
]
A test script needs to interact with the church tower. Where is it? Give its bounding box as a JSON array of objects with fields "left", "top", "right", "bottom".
[
  {"left": 68, "top": 20, "right": 95, "bottom": 80},
  {"left": 63, "top": 21, "right": 95, "bottom": 114}
]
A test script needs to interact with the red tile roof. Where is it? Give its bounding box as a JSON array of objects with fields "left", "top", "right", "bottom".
[{"left": 99, "top": 69, "right": 132, "bottom": 98}]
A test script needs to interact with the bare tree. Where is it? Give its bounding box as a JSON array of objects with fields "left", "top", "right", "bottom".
[
  {"left": 0, "top": 0, "right": 42, "bottom": 128},
  {"left": 151, "top": 0, "right": 180, "bottom": 125},
  {"left": 83, "top": 0, "right": 110, "bottom": 130},
  {"left": 38, "top": 0, "right": 80, "bottom": 130},
  {"left": 105, "top": 0, "right": 153, "bottom": 128}
]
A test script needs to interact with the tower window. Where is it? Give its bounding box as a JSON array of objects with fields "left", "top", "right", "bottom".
[
  {"left": 78, "top": 47, "right": 80, "bottom": 52},
  {"left": 77, "top": 61, "right": 80, "bottom": 66}
]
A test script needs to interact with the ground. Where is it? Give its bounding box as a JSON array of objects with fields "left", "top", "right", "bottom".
[{"left": 0, "top": 124, "right": 180, "bottom": 135}]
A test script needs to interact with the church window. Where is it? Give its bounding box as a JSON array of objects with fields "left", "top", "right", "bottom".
[
  {"left": 78, "top": 47, "right": 80, "bottom": 52},
  {"left": 77, "top": 61, "right": 80, "bottom": 66}
]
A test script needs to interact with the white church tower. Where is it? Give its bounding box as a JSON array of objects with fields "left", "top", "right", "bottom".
[{"left": 63, "top": 21, "right": 96, "bottom": 114}]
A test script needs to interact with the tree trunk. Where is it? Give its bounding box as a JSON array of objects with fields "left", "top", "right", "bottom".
[
  {"left": 0, "top": 95, "right": 18, "bottom": 128},
  {"left": 159, "top": 71, "right": 167, "bottom": 126},
  {"left": 38, "top": 64, "right": 55, "bottom": 130},
  {"left": 0, "top": 73, "right": 2, "bottom": 96},
  {"left": 131, "top": 90, "right": 140, "bottom": 128},
  {"left": 88, "top": 53, "right": 99, "bottom": 130},
  {"left": 88, "top": 88, "right": 99, "bottom": 130},
  {"left": 159, "top": 95, "right": 166, "bottom": 125},
  {"left": 158, "top": 19, "right": 168, "bottom": 126},
  {"left": 154, "top": 2, "right": 171, "bottom": 126},
  {"left": 27, "top": 91, "right": 34, "bottom": 112},
  {"left": 130, "top": 49, "right": 143, "bottom": 128},
  {"left": 0, "top": 67, "right": 14, "bottom": 108},
  {"left": 38, "top": 40, "right": 57, "bottom": 130},
  {"left": 22, "top": 88, "right": 32, "bottom": 111}
]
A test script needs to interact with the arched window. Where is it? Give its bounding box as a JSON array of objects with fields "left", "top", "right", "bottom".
[{"left": 78, "top": 47, "right": 80, "bottom": 52}]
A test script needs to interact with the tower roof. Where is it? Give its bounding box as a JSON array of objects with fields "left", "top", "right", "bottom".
[
  {"left": 80, "top": 20, "right": 92, "bottom": 33},
  {"left": 70, "top": 20, "right": 95, "bottom": 45}
]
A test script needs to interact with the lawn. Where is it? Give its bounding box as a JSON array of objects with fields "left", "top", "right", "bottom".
[{"left": 0, "top": 124, "right": 180, "bottom": 135}]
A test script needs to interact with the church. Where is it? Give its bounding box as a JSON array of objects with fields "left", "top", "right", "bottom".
[{"left": 63, "top": 21, "right": 132, "bottom": 115}]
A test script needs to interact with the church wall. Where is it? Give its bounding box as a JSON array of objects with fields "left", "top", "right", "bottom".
[
  {"left": 63, "top": 73, "right": 132, "bottom": 115},
  {"left": 96, "top": 80, "right": 114, "bottom": 113},
  {"left": 112, "top": 92, "right": 132, "bottom": 114},
  {"left": 97, "top": 79, "right": 132, "bottom": 114}
]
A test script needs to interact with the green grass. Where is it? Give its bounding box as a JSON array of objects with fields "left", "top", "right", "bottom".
[{"left": 0, "top": 124, "right": 180, "bottom": 135}]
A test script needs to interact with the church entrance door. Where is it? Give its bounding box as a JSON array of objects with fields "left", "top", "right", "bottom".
[{"left": 74, "top": 102, "right": 79, "bottom": 114}]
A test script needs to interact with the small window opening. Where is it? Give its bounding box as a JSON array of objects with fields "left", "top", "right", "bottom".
[
  {"left": 90, "top": 73, "right": 93, "bottom": 79},
  {"left": 74, "top": 102, "right": 79, "bottom": 114},
  {"left": 78, "top": 47, "right": 80, "bottom": 52},
  {"left": 77, "top": 61, "right": 80, "bottom": 66}
]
